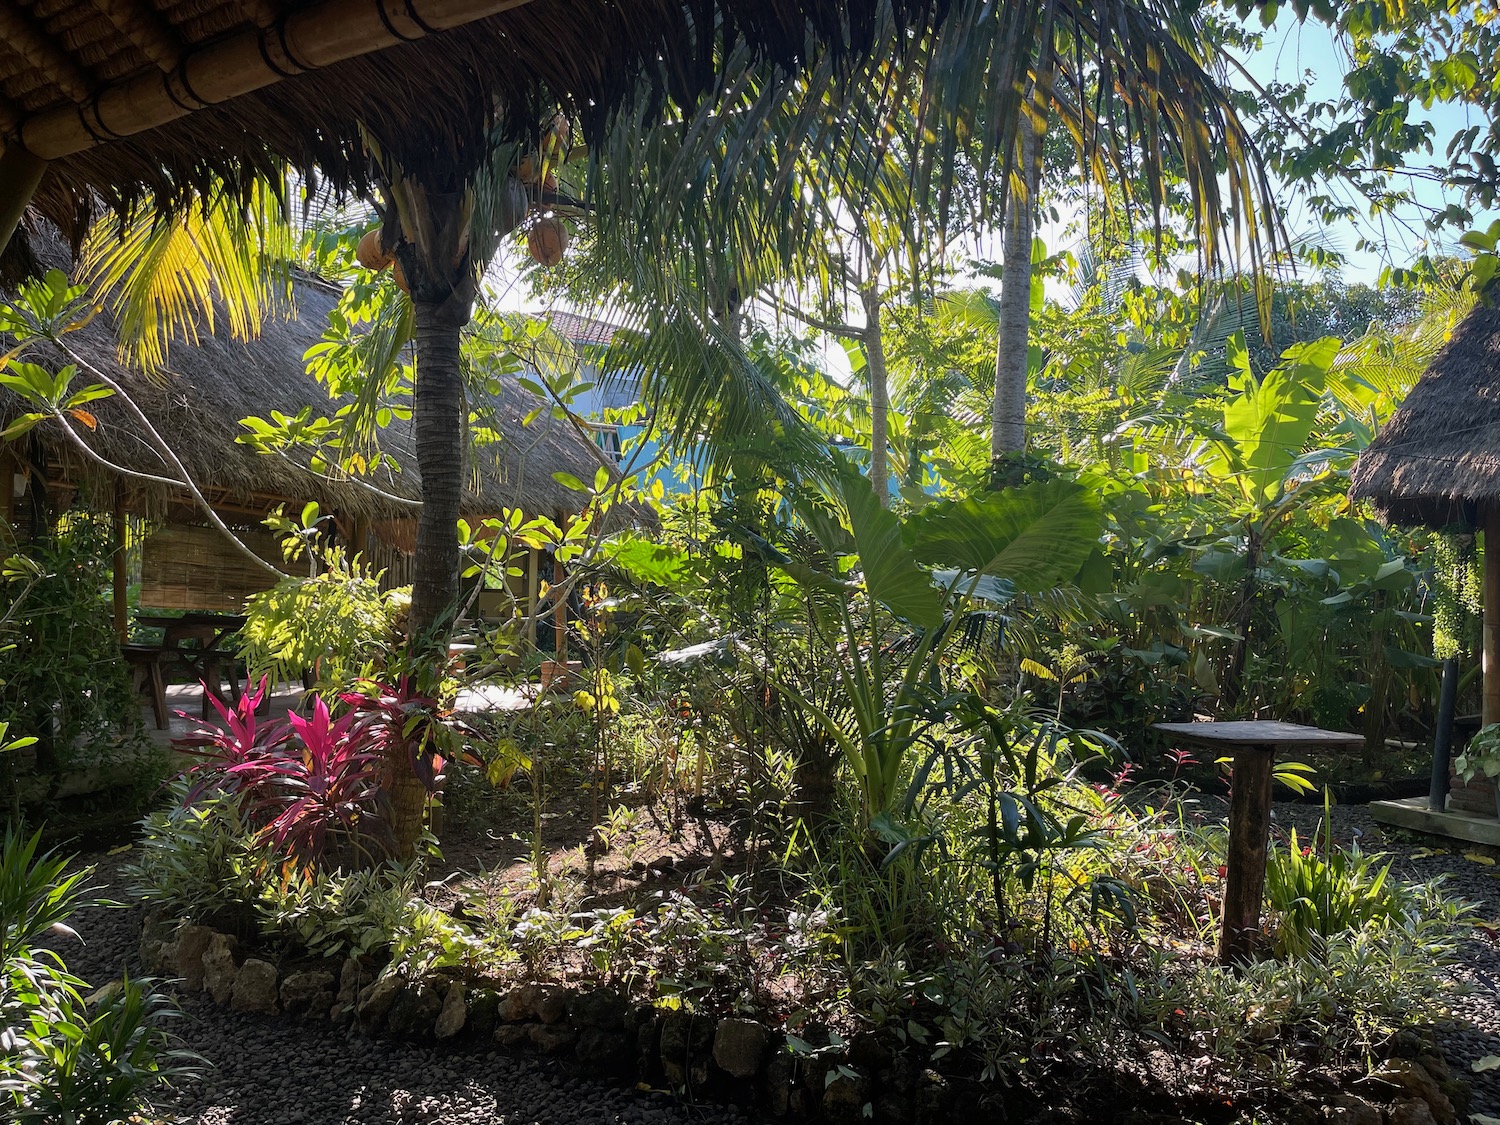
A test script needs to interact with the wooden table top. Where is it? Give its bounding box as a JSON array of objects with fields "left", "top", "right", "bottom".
[{"left": 1152, "top": 720, "right": 1363, "bottom": 750}]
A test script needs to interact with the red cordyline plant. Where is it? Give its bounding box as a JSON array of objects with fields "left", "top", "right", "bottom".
[
  {"left": 340, "top": 676, "right": 473, "bottom": 793},
  {"left": 176, "top": 678, "right": 400, "bottom": 869}
]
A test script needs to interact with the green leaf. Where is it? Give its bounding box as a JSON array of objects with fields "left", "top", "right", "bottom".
[
  {"left": 838, "top": 471, "right": 943, "bottom": 627},
  {"left": 905, "top": 479, "right": 1104, "bottom": 593}
]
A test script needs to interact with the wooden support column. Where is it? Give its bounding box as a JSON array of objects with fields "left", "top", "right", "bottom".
[
  {"left": 552, "top": 552, "right": 566, "bottom": 662},
  {"left": 1218, "top": 745, "right": 1275, "bottom": 964},
  {"left": 111, "top": 481, "right": 128, "bottom": 641},
  {"left": 0, "top": 145, "right": 48, "bottom": 258},
  {"left": 526, "top": 546, "right": 539, "bottom": 649},
  {"left": 1486, "top": 507, "right": 1500, "bottom": 726}
]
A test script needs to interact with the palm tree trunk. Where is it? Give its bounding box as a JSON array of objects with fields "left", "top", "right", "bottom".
[
  {"left": 408, "top": 295, "right": 468, "bottom": 644},
  {"left": 990, "top": 116, "right": 1038, "bottom": 477},
  {"left": 860, "top": 286, "right": 891, "bottom": 507}
]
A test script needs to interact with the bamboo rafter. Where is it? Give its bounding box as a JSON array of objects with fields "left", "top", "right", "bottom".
[
  {"left": 92, "top": 0, "right": 185, "bottom": 72},
  {"left": 15, "top": 0, "right": 538, "bottom": 160},
  {"left": 0, "top": 4, "right": 94, "bottom": 104}
]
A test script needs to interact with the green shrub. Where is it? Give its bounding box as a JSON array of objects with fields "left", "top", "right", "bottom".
[
  {"left": 1264, "top": 797, "right": 1411, "bottom": 960},
  {"left": 1, "top": 829, "right": 201, "bottom": 1122}
]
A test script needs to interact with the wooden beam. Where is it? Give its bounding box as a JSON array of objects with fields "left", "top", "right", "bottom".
[
  {"left": 0, "top": 6, "right": 94, "bottom": 104},
  {"left": 0, "top": 144, "right": 48, "bottom": 258},
  {"left": 94, "top": 0, "right": 186, "bottom": 72},
  {"left": 17, "top": 0, "right": 538, "bottom": 162},
  {"left": 1485, "top": 507, "right": 1500, "bottom": 726}
]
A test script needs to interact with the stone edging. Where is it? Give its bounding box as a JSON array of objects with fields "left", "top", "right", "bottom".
[
  {"left": 139, "top": 912, "right": 956, "bottom": 1123},
  {"left": 139, "top": 913, "right": 1473, "bottom": 1125}
]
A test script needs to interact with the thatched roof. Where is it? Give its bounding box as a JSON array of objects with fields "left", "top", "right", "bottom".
[
  {"left": 2, "top": 240, "right": 616, "bottom": 525},
  {"left": 1350, "top": 302, "right": 1500, "bottom": 530},
  {"left": 1, "top": 0, "right": 935, "bottom": 242}
]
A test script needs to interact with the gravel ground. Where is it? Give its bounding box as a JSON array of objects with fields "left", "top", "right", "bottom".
[
  {"left": 47, "top": 800, "right": 1500, "bottom": 1124},
  {"left": 1274, "top": 800, "right": 1500, "bottom": 1118},
  {"left": 56, "top": 854, "right": 749, "bottom": 1125}
]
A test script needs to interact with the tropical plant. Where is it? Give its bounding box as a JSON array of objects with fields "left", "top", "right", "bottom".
[
  {"left": 177, "top": 682, "right": 390, "bottom": 869},
  {"left": 0, "top": 830, "right": 200, "bottom": 1123},
  {"left": 1263, "top": 795, "right": 1410, "bottom": 960},
  {"left": 1454, "top": 723, "right": 1500, "bottom": 787},
  {"left": 768, "top": 469, "right": 1104, "bottom": 822}
]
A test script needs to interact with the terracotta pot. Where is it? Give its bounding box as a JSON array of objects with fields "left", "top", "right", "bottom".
[{"left": 539, "top": 659, "right": 583, "bottom": 691}]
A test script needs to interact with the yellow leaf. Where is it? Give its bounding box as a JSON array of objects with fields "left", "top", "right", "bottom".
[
  {"left": 1464, "top": 851, "right": 1498, "bottom": 866},
  {"left": 107, "top": 843, "right": 132, "bottom": 855},
  {"left": 1410, "top": 848, "right": 1449, "bottom": 859}
]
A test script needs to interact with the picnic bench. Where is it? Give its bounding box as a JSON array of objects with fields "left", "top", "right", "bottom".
[
  {"left": 127, "top": 612, "right": 247, "bottom": 727},
  {"left": 1152, "top": 720, "right": 1362, "bottom": 964}
]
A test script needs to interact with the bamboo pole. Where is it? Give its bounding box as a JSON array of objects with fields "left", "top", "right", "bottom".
[
  {"left": 1485, "top": 507, "right": 1500, "bottom": 726},
  {"left": 17, "top": 0, "right": 538, "bottom": 162},
  {"left": 111, "top": 481, "right": 128, "bottom": 642},
  {"left": 0, "top": 145, "right": 48, "bottom": 258},
  {"left": 526, "top": 545, "right": 539, "bottom": 649}
]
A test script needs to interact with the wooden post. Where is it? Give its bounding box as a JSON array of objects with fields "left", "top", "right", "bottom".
[
  {"left": 1485, "top": 507, "right": 1500, "bottom": 726},
  {"left": 0, "top": 144, "right": 48, "bottom": 258},
  {"left": 111, "top": 481, "right": 128, "bottom": 642},
  {"left": 1218, "top": 745, "right": 1276, "bottom": 964},
  {"left": 526, "top": 546, "right": 539, "bottom": 649},
  {"left": 552, "top": 552, "right": 566, "bottom": 662}
]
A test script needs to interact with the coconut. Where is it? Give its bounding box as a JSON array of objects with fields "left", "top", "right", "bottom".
[
  {"left": 391, "top": 257, "right": 409, "bottom": 293},
  {"left": 527, "top": 217, "right": 569, "bottom": 267},
  {"left": 356, "top": 228, "right": 392, "bottom": 271}
]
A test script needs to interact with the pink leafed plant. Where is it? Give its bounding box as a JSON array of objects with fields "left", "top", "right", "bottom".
[{"left": 172, "top": 679, "right": 390, "bottom": 868}]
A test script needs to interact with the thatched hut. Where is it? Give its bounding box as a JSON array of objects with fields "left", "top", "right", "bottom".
[
  {"left": 2, "top": 241, "right": 615, "bottom": 626},
  {"left": 1351, "top": 302, "right": 1500, "bottom": 814}
]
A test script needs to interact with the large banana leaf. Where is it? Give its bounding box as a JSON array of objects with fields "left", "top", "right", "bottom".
[
  {"left": 1216, "top": 332, "right": 1338, "bottom": 507},
  {"left": 904, "top": 479, "right": 1104, "bottom": 593}
]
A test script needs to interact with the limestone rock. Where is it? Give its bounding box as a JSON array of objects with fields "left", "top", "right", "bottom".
[
  {"left": 167, "top": 924, "right": 215, "bottom": 991},
  {"left": 822, "top": 1070, "right": 870, "bottom": 1124},
  {"left": 576, "top": 1027, "right": 632, "bottom": 1073},
  {"left": 1388, "top": 1098, "right": 1439, "bottom": 1125},
  {"left": 138, "top": 908, "right": 176, "bottom": 974},
  {"left": 712, "top": 1018, "right": 772, "bottom": 1079},
  {"left": 527, "top": 1023, "right": 578, "bottom": 1054},
  {"left": 201, "top": 933, "right": 239, "bottom": 1006},
  {"left": 356, "top": 974, "right": 404, "bottom": 1029},
  {"left": 280, "top": 970, "right": 336, "bottom": 1018},
  {"left": 761, "top": 1053, "right": 795, "bottom": 1116},
  {"left": 385, "top": 980, "right": 443, "bottom": 1039},
  {"left": 533, "top": 986, "right": 568, "bottom": 1025},
  {"left": 659, "top": 1011, "right": 713, "bottom": 1090},
  {"left": 567, "top": 988, "right": 626, "bottom": 1030},
  {"left": 1366, "top": 1059, "right": 1455, "bottom": 1125},
  {"left": 494, "top": 1023, "right": 532, "bottom": 1050},
  {"left": 468, "top": 988, "right": 501, "bottom": 1039},
  {"left": 230, "top": 958, "right": 279, "bottom": 1014},
  {"left": 1323, "top": 1092, "right": 1381, "bottom": 1125},
  {"left": 434, "top": 982, "right": 468, "bottom": 1040}
]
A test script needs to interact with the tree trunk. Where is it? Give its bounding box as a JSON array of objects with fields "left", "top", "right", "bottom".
[
  {"left": 861, "top": 287, "right": 891, "bottom": 508},
  {"left": 990, "top": 96, "right": 1043, "bottom": 484},
  {"left": 408, "top": 295, "right": 468, "bottom": 644}
]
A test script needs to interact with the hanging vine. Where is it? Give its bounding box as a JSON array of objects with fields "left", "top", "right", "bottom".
[{"left": 1432, "top": 529, "right": 1483, "bottom": 661}]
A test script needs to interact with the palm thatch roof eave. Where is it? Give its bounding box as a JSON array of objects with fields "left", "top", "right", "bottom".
[
  {"left": 1, "top": 0, "right": 943, "bottom": 244},
  {"left": 1349, "top": 302, "right": 1500, "bottom": 531},
  {"left": 1, "top": 229, "right": 620, "bottom": 530}
]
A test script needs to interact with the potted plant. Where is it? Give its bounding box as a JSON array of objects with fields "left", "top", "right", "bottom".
[{"left": 1454, "top": 723, "right": 1500, "bottom": 818}]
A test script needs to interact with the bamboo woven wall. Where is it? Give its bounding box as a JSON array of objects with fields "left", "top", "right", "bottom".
[{"left": 139, "top": 525, "right": 289, "bottom": 611}]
